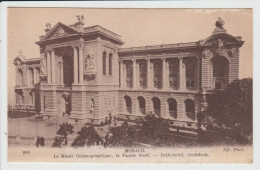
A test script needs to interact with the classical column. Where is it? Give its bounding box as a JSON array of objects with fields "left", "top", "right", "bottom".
[
  {"left": 78, "top": 44, "right": 84, "bottom": 84},
  {"left": 61, "top": 62, "right": 64, "bottom": 85},
  {"left": 179, "top": 57, "right": 184, "bottom": 90},
  {"left": 165, "top": 62, "right": 169, "bottom": 89},
  {"left": 73, "top": 46, "right": 78, "bottom": 84},
  {"left": 27, "top": 67, "right": 30, "bottom": 86},
  {"left": 46, "top": 50, "right": 51, "bottom": 84},
  {"left": 106, "top": 53, "right": 109, "bottom": 76},
  {"left": 120, "top": 61, "right": 123, "bottom": 88},
  {"left": 162, "top": 58, "right": 166, "bottom": 90},
  {"left": 123, "top": 63, "right": 126, "bottom": 88},
  {"left": 196, "top": 56, "right": 200, "bottom": 91},
  {"left": 146, "top": 59, "right": 151, "bottom": 89},
  {"left": 136, "top": 61, "right": 140, "bottom": 89},
  {"left": 51, "top": 49, "right": 56, "bottom": 84},
  {"left": 132, "top": 59, "right": 136, "bottom": 88}
]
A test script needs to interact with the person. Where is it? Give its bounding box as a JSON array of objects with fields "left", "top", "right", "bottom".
[
  {"left": 36, "top": 136, "right": 39, "bottom": 147},
  {"left": 42, "top": 137, "right": 45, "bottom": 146}
]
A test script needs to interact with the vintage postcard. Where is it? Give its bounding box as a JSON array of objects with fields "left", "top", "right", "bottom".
[{"left": 5, "top": 7, "right": 253, "bottom": 164}]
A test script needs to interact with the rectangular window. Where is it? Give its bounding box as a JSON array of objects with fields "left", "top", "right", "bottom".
[
  {"left": 126, "top": 63, "right": 133, "bottom": 88},
  {"left": 186, "top": 62, "right": 195, "bottom": 89},
  {"left": 169, "top": 61, "right": 178, "bottom": 89},
  {"left": 153, "top": 62, "right": 162, "bottom": 88},
  {"left": 139, "top": 62, "right": 147, "bottom": 88}
]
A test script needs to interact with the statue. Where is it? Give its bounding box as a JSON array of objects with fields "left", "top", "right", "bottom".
[
  {"left": 45, "top": 23, "right": 51, "bottom": 31},
  {"left": 40, "top": 53, "right": 47, "bottom": 75},
  {"left": 76, "top": 15, "right": 84, "bottom": 23},
  {"left": 84, "top": 50, "right": 95, "bottom": 72}
]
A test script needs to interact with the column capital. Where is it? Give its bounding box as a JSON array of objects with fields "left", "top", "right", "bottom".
[
  {"left": 178, "top": 56, "right": 183, "bottom": 60},
  {"left": 132, "top": 58, "right": 136, "bottom": 62},
  {"left": 146, "top": 58, "right": 150, "bottom": 61},
  {"left": 162, "top": 58, "right": 166, "bottom": 61},
  {"left": 45, "top": 47, "right": 53, "bottom": 52}
]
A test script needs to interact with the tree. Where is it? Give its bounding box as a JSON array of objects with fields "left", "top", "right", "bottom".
[
  {"left": 138, "top": 112, "right": 170, "bottom": 145},
  {"left": 56, "top": 122, "right": 74, "bottom": 138},
  {"left": 71, "top": 126, "right": 102, "bottom": 147},
  {"left": 199, "top": 78, "right": 252, "bottom": 143},
  {"left": 110, "top": 121, "right": 135, "bottom": 147},
  {"left": 52, "top": 122, "right": 74, "bottom": 147}
]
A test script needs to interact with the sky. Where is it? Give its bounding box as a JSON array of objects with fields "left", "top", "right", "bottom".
[{"left": 7, "top": 8, "right": 253, "bottom": 105}]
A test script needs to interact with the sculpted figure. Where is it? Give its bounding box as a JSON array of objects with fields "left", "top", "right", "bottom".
[
  {"left": 40, "top": 54, "right": 47, "bottom": 75},
  {"left": 202, "top": 49, "right": 214, "bottom": 59},
  {"left": 84, "top": 50, "right": 95, "bottom": 72}
]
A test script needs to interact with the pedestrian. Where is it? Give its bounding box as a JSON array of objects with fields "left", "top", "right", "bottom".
[
  {"left": 36, "top": 136, "right": 39, "bottom": 147},
  {"left": 42, "top": 137, "right": 45, "bottom": 146}
]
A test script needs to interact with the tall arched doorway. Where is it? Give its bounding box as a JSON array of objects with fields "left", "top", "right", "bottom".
[
  {"left": 184, "top": 99, "right": 195, "bottom": 121},
  {"left": 124, "top": 95, "right": 132, "bottom": 114},
  {"left": 137, "top": 96, "right": 146, "bottom": 115},
  {"left": 167, "top": 98, "right": 177, "bottom": 119},
  {"left": 212, "top": 56, "right": 229, "bottom": 89},
  {"left": 152, "top": 97, "right": 161, "bottom": 117}
]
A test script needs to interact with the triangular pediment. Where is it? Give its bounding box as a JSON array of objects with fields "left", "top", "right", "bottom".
[{"left": 43, "top": 22, "right": 80, "bottom": 40}]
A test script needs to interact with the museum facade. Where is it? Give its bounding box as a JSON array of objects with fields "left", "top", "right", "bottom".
[{"left": 13, "top": 17, "right": 244, "bottom": 129}]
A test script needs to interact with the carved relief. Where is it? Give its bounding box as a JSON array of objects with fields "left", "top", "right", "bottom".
[
  {"left": 52, "top": 26, "right": 67, "bottom": 38},
  {"left": 84, "top": 49, "right": 95, "bottom": 72},
  {"left": 40, "top": 53, "right": 47, "bottom": 75},
  {"left": 202, "top": 49, "right": 214, "bottom": 59},
  {"left": 84, "top": 49, "right": 97, "bottom": 80}
]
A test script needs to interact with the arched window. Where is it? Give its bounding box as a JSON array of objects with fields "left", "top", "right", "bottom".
[
  {"left": 109, "top": 53, "right": 113, "bottom": 75},
  {"left": 137, "top": 96, "right": 146, "bottom": 115},
  {"left": 152, "top": 97, "right": 161, "bottom": 117},
  {"left": 29, "top": 68, "right": 34, "bottom": 86},
  {"left": 17, "top": 69, "right": 23, "bottom": 86},
  {"left": 124, "top": 96, "right": 132, "bottom": 114},
  {"left": 185, "top": 99, "right": 195, "bottom": 121},
  {"left": 103, "top": 51, "right": 107, "bottom": 75},
  {"left": 167, "top": 98, "right": 177, "bottom": 119}
]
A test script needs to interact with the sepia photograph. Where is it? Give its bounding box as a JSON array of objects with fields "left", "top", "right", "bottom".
[{"left": 3, "top": 6, "right": 254, "bottom": 164}]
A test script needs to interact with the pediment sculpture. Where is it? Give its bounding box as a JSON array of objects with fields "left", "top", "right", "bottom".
[{"left": 52, "top": 26, "right": 67, "bottom": 38}]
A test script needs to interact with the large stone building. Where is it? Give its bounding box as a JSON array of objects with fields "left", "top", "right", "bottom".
[{"left": 13, "top": 17, "right": 244, "bottom": 129}]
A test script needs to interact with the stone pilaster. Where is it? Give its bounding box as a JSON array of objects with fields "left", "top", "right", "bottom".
[
  {"left": 120, "top": 61, "right": 123, "bottom": 88},
  {"left": 162, "top": 58, "right": 166, "bottom": 90},
  {"left": 196, "top": 56, "right": 200, "bottom": 91},
  {"left": 51, "top": 49, "right": 56, "bottom": 84},
  {"left": 78, "top": 44, "right": 84, "bottom": 84},
  {"left": 179, "top": 57, "right": 185, "bottom": 90},
  {"left": 73, "top": 46, "right": 78, "bottom": 84},
  {"left": 46, "top": 50, "right": 51, "bottom": 84},
  {"left": 61, "top": 62, "right": 64, "bottom": 85},
  {"left": 136, "top": 61, "right": 140, "bottom": 89}
]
